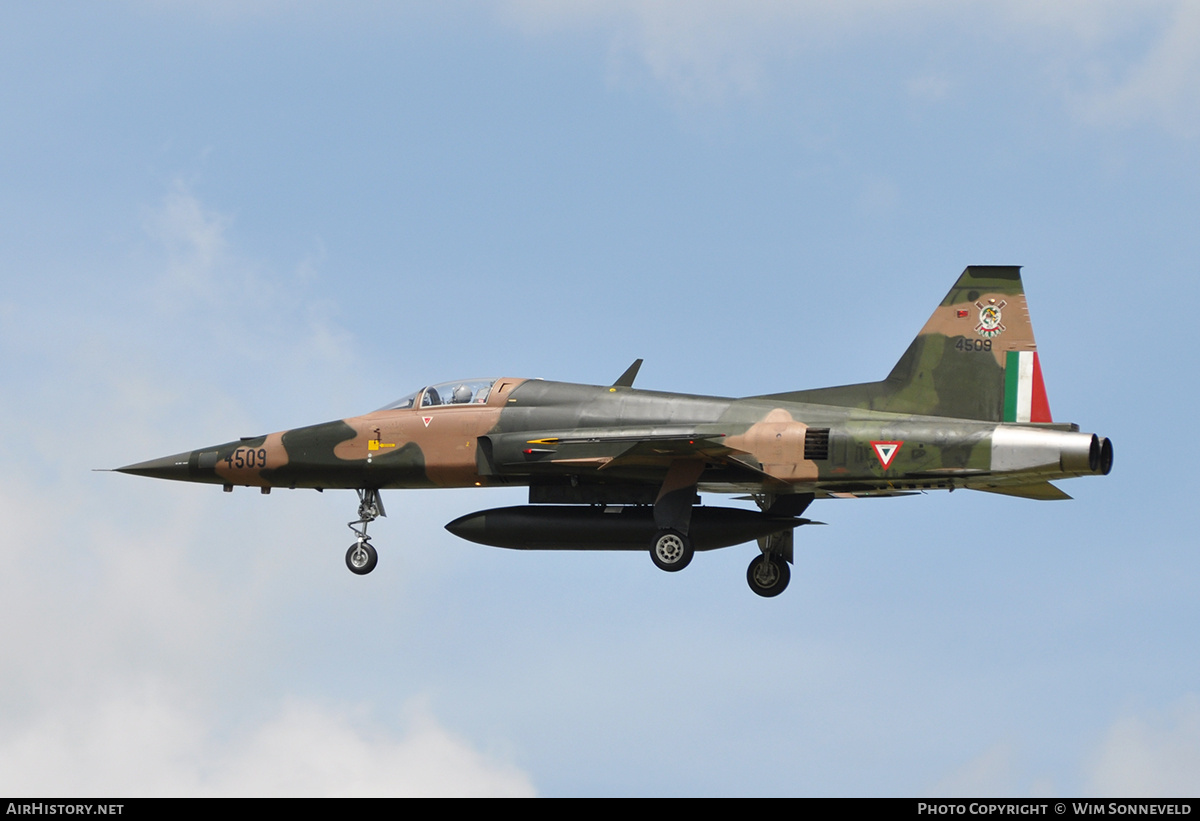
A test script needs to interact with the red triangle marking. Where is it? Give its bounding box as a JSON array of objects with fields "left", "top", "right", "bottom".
[
  {"left": 422, "top": 416, "right": 433, "bottom": 427},
  {"left": 871, "top": 440, "right": 903, "bottom": 470}
]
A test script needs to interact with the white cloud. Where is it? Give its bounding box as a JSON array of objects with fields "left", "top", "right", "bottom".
[
  {"left": 144, "top": 180, "right": 232, "bottom": 300},
  {"left": 0, "top": 690, "right": 535, "bottom": 797},
  {"left": 131, "top": 181, "right": 357, "bottom": 408},
  {"left": 499, "top": 0, "right": 909, "bottom": 101},
  {"left": 857, "top": 175, "right": 900, "bottom": 217},
  {"left": 210, "top": 699, "right": 535, "bottom": 797},
  {"left": 930, "top": 741, "right": 1019, "bottom": 797},
  {"left": 1069, "top": 3, "right": 1200, "bottom": 137},
  {"left": 1086, "top": 695, "right": 1200, "bottom": 796},
  {"left": 501, "top": 0, "right": 1200, "bottom": 137},
  {"left": 0, "top": 179, "right": 533, "bottom": 797},
  {"left": 906, "top": 73, "right": 953, "bottom": 103}
]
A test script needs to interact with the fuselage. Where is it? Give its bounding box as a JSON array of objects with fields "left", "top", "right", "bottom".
[{"left": 118, "top": 376, "right": 1112, "bottom": 500}]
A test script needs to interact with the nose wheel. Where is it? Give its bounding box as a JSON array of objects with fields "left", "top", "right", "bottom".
[
  {"left": 346, "top": 488, "right": 385, "bottom": 575},
  {"left": 346, "top": 541, "right": 378, "bottom": 575}
]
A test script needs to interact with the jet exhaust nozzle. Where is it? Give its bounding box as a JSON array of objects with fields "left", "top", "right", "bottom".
[
  {"left": 1062, "top": 433, "right": 1114, "bottom": 475},
  {"left": 1060, "top": 433, "right": 1100, "bottom": 474},
  {"left": 992, "top": 428, "right": 1114, "bottom": 477},
  {"left": 1097, "top": 436, "right": 1113, "bottom": 476}
]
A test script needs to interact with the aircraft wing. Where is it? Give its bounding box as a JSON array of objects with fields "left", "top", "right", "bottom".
[
  {"left": 479, "top": 427, "right": 738, "bottom": 474},
  {"left": 487, "top": 424, "right": 926, "bottom": 490}
]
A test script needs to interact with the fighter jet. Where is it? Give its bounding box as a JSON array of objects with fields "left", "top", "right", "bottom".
[{"left": 117, "top": 266, "right": 1112, "bottom": 596}]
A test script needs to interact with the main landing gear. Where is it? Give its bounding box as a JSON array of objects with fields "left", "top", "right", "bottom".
[
  {"left": 650, "top": 529, "right": 693, "bottom": 572},
  {"left": 346, "top": 488, "right": 384, "bottom": 575},
  {"left": 647, "top": 459, "right": 703, "bottom": 574},
  {"left": 746, "top": 553, "right": 790, "bottom": 597},
  {"left": 743, "top": 496, "right": 804, "bottom": 597},
  {"left": 644, "top": 461, "right": 797, "bottom": 596}
]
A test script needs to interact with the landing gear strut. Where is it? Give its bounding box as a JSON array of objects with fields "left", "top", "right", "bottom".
[
  {"left": 648, "top": 459, "right": 703, "bottom": 574},
  {"left": 346, "top": 488, "right": 385, "bottom": 575},
  {"left": 745, "top": 493, "right": 807, "bottom": 597}
]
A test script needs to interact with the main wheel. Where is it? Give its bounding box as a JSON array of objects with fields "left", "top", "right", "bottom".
[
  {"left": 747, "top": 554, "right": 790, "bottom": 597},
  {"left": 650, "top": 529, "right": 693, "bottom": 572},
  {"left": 346, "top": 541, "right": 378, "bottom": 575}
]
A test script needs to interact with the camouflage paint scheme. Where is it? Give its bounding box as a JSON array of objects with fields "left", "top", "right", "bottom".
[{"left": 118, "top": 267, "right": 1113, "bottom": 595}]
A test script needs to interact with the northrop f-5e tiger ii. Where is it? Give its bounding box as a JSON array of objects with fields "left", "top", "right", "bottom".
[{"left": 117, "top": 266, "right": 1112, "bottom": 596}]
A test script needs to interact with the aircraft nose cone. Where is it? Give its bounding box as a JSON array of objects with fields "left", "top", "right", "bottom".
[{"left": 115, "top": 451, "right": 193, "bottom": 481}]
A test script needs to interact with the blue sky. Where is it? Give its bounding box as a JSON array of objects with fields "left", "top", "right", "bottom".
[{"left": 2, "top": 1, "right": 1198, "bottom": 796}]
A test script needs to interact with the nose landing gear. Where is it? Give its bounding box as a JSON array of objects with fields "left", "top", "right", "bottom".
[
  {"left": 346, "top": 541, "right": 378, "bottom": 575},
  {"left": 346, "top": 488, "right": 385, "bottom": 575}
]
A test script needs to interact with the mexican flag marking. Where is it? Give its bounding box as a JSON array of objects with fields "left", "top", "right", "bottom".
[{"left": 1003, "top": 350, "right": 1052, "bottom": 423}]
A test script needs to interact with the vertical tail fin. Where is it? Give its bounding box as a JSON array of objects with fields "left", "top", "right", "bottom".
[{"left": 772, "top": 266, "right": 1053, "bottom": 422}]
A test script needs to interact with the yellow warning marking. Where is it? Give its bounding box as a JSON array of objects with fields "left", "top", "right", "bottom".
[
  {"left": 368, "top": 439, "right": 396, "bottom": 451},
  {"left": 526, "top": 438, "right": 560, "bottom": 445}
]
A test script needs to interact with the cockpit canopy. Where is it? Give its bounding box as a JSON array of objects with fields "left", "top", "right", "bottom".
[{"left": 379, "top": 379, "right": 497, "bottom": 411}]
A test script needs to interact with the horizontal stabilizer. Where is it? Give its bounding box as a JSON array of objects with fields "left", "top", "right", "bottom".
[{"left": 972, "top": 482, "right": 1072, "bottom": 500}]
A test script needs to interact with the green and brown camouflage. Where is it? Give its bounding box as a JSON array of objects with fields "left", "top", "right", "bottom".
[{"left": 118, "top": 266, "right": 1112, "bottom": 595}]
